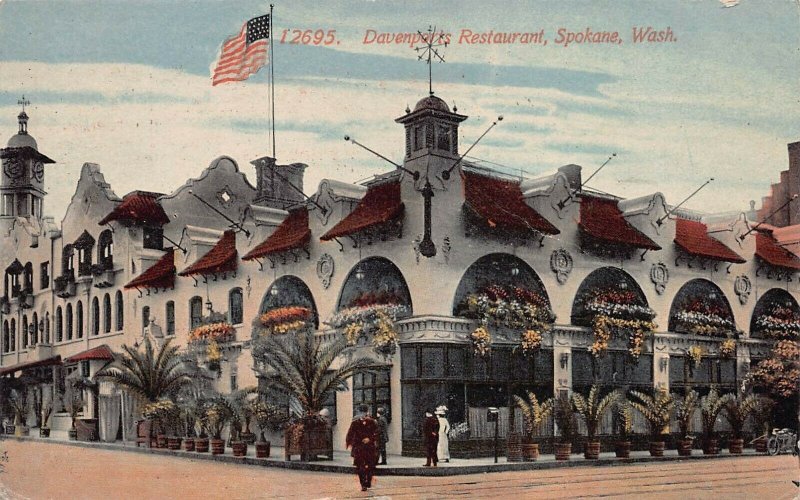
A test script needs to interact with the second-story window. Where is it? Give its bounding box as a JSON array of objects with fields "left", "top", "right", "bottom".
[
  {"left": 74, "top": 231, "right": 95, "bottom": 277},
  {"left": 98, "top": 229, "right": 113, "bottom": 270},
  {"left": 189, "top": 296, "right": 202, "bottom": 330},
  {"left": 166, "top": 301, "right": 175, "bottom": 336},
  {"left": 143, "top": 227, "right": 164, "bottom": 250},
  {"left": 229, "top": 288, "right": 243, "bottom": 325},
  {"left": 62, "top": 245, "right": 74, "bottom": 277},
  {"left": 103, "top": 293, "right": 111, "bottom": 333},
  {"left": 40, "top": 262, "right": 49, "bottom": 289},
  {"left": 115, "top": 291, "right": 123, "bottom": 331},
  {"left": 142, "top": 306, "right": 150, "bottom": 330},
  {"left": 92, "top": 297, "right": 99, "bottom": 336},
  {"left": 23, "top": 263, "right": 33, "bottom": 293}
]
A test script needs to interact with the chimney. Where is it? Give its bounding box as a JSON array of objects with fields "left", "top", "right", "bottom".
[
  {"left": 251, "top": 156, "right": 308, "bottom": 209},
  {"left": 558, "top": 164, "right": 582, "bottom": 191}
]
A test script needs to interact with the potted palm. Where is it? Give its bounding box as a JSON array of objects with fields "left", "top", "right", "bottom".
[
  {"left": 39, "top": 401, "right": 53, "bottom": 438},
  {"left": 629, "top": 389, "right": 674, "bottom": 457},
  {"left": 572, "top": 385, "right": 618, "bottom": 459},
  {"left": 553, "top": 393, "right": 576, "bottom": 460},
  {"left": 700, "top": 388, "right": 726, "bottom": 455},
  {"left": 228, "top": 388, "right": 257, "bottom": 457},
  {"left": 195, "top": 404, "right": 210, "bottom": 453},
  {"left": 252, "top": 400, "right": 287, "bottom": 458},
  {"left": 750, "top": 396, "right": 775, "bottom": 453},
  {"left": 612, "top": 398, "right": 633, "bottom": 458},
  {"left": 722, "top": 392, "right": 759, "bottom": 454},
  {"left": 206, "top": 398, "right": 233, "bottom": 455},
  {"left": 673, "top": 390, "right": 700, "bottom": 456},
  {"left": 164, "top": 402, "right": 182, "bottom": 451},
  {"left": 62, "top": 384, "right": 83, "bottom": 440},
  {"left": 513, "top": 391, "right": 553, "bottom": 461},
  {"left": 9, "top": 390, "right": 29, "bottom": 437}
]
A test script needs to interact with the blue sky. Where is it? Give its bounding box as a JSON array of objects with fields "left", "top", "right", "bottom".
[{"left": 0, "top": 0, "right": 798, "bottom": 217}]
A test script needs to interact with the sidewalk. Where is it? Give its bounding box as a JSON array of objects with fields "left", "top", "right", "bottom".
[{"left": 0, "top": 431, "right": 762, "bottom": 476}]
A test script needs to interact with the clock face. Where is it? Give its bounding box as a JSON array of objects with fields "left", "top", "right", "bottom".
[
  {"left": 2, "top": 156, "right": 23, "bottom": 180},
  {"left": 33, "top": 161, "right": 44, "bottom": 182}
]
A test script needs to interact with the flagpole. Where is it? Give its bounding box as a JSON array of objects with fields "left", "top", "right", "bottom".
[{"left": 270, "top": 4, "right": 276, "bottom": 160}]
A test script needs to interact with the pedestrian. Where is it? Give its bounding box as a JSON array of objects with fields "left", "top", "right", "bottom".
[
  {"left": 422, "top": 409, "right": 439, "bottom": 467},
  {"left": 376, "top": 406, "right": 389, "bottom": 465},
  {"left": 346, "top": 403, "right": 379, "bottom": 492},
  {"left": 436, "top": 405, "right": 450, "bottom": 463}
]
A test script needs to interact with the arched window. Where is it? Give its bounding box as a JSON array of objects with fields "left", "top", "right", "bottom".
[
  {"left": 5, "top": 259, "right": 22, "bottom": 297},
  {"left": 74, "top": 231, "right": 95, "bottom": 277},
  {"left": 92, "top": 297, "right": 99, "bottom": 336},
  {"left": 31, "top": 312, "right": 38, "bottom": 345},
  {"left": 260, "top": 276, "right": 320, "bottom": 329},
  {"left": 62, "top": 244, "right": 74, "bottom": 277},
  {"left": 115, "top": 291, "right": 123, "bottom": 331},
  {"left": 668, "top": 279, "right": 734, "bottom": 337},
  {"left": 76, "top": 301, "right": 84, "bottom": 339},
  {"left": 229, "top": 288, "right": 243, "bottom": 325},
  {"left": 66, "top": 303, "right": 73, "bottom": 340},
  {"left": 749, "top": 288, "right": 800, "bottom": 339},
  {"left": 189, "top": 296, "right": 203, "bottom": 330},
  {"left": 142, "top": 306, "right": 150, "bottom": 330},
  {"left": 9, "top": 319, "right": 15, "bottom": 351},
  {"left": 165, "top": 301, "right": 175, "bottom": 336},
  {"left": 21, "top": 315, "right": 27, "bottom": 348},
  {"left": 23, "top": 262, "right": 33, "bottom": 293},
  {"left": 2, "top": 321, "right": 8, "bottom": 353},
  {"left": 56, "top": 307, "right": 63, "bottom": 342},
  {"left": 103, "top": 293, "right": 112, "bottom": 333},
  {"left": 98, "top": 229, "right": 114, "bottom": 270}
]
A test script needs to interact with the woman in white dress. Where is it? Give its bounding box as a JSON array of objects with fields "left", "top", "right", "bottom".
[{"left": 436, "top": 405, "right": 450, "bottom": 463}]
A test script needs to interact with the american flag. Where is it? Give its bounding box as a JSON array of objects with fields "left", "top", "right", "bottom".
[{"left": 211, "top": 14, "right": 270, "bottom": 86}]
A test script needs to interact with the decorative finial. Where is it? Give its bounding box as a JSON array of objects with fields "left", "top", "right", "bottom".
[
  {"left": 16, "top": 95, "right": 30, "bottom": 134},
  {"left": 17, "top": 95, "right": 30, "bottom": 113},
  {"left": 413, "top": 25, "right": 448, "bottom": 97},
  {"left": 405, "top": 104, "right": 410, "bottom": 114},
  {"left": 453, "top": 101, "right": 457, "bottom": 113}
]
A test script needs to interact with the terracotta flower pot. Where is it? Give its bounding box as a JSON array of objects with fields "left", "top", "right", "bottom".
[
  {"left": 167, "top": 437, "right": 181, "bottom": 450},
  {"left": 156, "top": 434, "right": 167, "bottom": 448},
  {"left": 506, "top": 433, "right": 523, "bottom": 462},
  {"left": 255, "top": 441, "right": 271, "bottom": 458},
  {"left": 677, "top": 439, "right": 693, "bottom": 457},
  {"left": 702, "top": 438, "right": 719, "bottom": 455},
  {"left": 728, "top": 438, "right": 744, "bottom": 454},
  {"left": 649, "top": 441, "right": 665, "bottom": 457},
  {"left": 615, "top": 441, "right": 631, "bottom": 458},
  {"left": 232, "top": 441, "right": 247, "bottom": 457},
  {"left": 521, "top": 443, "right": 539, "bottom": 462},
  {"left": 183, "top": 437, "right": 195, "bottom": 452},
  {"left": 754, "top": 437, "right": 768, "bottom": 453},
  {"left": 210, "top": 438, "right": 225, "bottom": 455},
  {"left": 584, "top": 441, "right": 600, "bottom": 460},
  {"left": 555, "top": 442, "right": 572, "bottom": 461},
  {"left": 195, "top": 437, "right": 209, "bottom": 453}
]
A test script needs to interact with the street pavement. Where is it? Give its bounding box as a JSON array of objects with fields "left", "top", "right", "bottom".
[{"left": 0, "top": 439, "right": 797, "bottom": 499}]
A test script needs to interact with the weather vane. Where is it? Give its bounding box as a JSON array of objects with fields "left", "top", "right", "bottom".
[
  {"left": 18, "top": 95, "right": 30, "bottom": 113},
  {"left": 414, "top": 26, "right": 448, "bottom": 96}
]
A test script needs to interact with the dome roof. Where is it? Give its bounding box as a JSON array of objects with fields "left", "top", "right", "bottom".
[
  {"left": 414, "top": 95, "right": 450, "bottom": 112},
  {"left": 7, "top": 133, "right": 37, "bottom": 150}
]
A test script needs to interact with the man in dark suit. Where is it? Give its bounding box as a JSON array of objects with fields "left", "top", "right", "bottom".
[
  {"left": 346, "top": 404, "right": 379, "bottom": 491},
  {"left": 376, "top": 406, "right": 389, "bottom": 465},
  {"left": 423, "top": 409, "right": 439, "bottom": 467}
]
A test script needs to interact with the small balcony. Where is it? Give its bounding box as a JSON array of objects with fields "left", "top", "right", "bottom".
[
  {"left": 91, "top": 262, "right": 116, "bottom": 289},
  {"left": 54, "top": 271, "right": 77, "bottom": 298}
]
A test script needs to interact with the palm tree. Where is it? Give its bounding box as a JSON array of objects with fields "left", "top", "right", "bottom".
[
  {"left": 629, "top": 389, "right": 674, "bottom": 445},
  {"left": 572, "top": 386, "right": 618, "bottom": 443},
  {"left": 699, "top": 387, "right": 726, "bottom": 454},
  {"left": 253, "top": 328, "right": 375, "bottom": 418},
  {"left": 97, "top": 337, "right": 191, "bottom": 403},
  {"left": 513, "top": 391, "right": 553, "bottom": 442},
  {"left": 722, "top": 391, "right": 759, "bottom": 453}
]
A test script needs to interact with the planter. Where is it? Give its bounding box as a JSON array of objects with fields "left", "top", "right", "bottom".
[
  {"left": 649, "top": 441, "right": 665, "bottom": 457},
  {"left": 14, "top": 425, "right": 30, "bottom": 437},
  {"left": 506, "top": 432, "right": 523, "bottom": 462},
  {"left": 255, "top": 441, "right": 271, "bottom": 458},
  {"left": 167, "top": 437, "right": 182, "bottom": 450},
  {"left": 728, "top": 438, "right": 744, "bottom": 454},
  {"left": 702, "top": 438, "right": 719, "bottom": 455},
  {"left": 4, "top": 425, "right": 14, "bottom": 435},
  {"left": 195, "top": 437, "right": 209, "bottom": 453},
  {"left": 68, "top": 429, "right": 78, "bottom": 441},
  {"left": 39, "top": 427, "right": 51, "bottom": 438},
  {"left": 615, "top": 441, "right": 631, "bottom": 458},
  {"left": 231, "top": 441, "right": 247, "bottom": 457},
  {"left": 555, "top": 442, "right": 572, "bottom": 461},
  {"left": 584, "top": 440, "right": 600, "bottom": 460},
  {"left": 210, "top": 438, "right": 225, "bottom": 455},
  {"left": 183, "top": 437, "right": 195, "bottom": 452},
  {"left": 241, "top": 432, "right": 256, "bottom": 445},
  {"left": 754, "top": 437, "right": 768, "bottom": 453},
  {"left": 677, "top": 439, "right": 693, "bottom": 457},
  {"left": 521, "top": 442, "right": 540, "bottom": 462},
  {"left": 156, "top": 434, "right": 167, "bottom": 448}
]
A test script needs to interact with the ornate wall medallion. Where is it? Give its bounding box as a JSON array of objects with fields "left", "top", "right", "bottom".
[
  {"left": 550, "top": 248, "right": 573, "bottom": 284},
  {"left": 316, "top": 253, "right": 334, "bottom": 289},
  {"left": 649, "top": 262, "right": 669, "bottom": 295},
  {"left": 734, "top": 275, "right": 752, "bottom": 305}
]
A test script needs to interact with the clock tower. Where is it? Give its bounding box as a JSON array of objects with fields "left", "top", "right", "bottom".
[{"left": 0, "top": 98, "right": 55, "bottom": 220}]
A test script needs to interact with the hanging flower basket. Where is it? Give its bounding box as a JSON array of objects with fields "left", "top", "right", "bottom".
[
  {"left": 720, "top": 338, "right": 736, "bottom": 358},
  {"left": 688, "top": 346, "right": 704, "bottom": 367},
  {"left": 471, "top": 325, "right": 492, "bottom": 358},
  {"left": 327, "top": 303, "right": 409, "bottom": 357},
  {"left": 754, "top": 305, "right": 800, "bottom": 340},
  {"left": 673, "top": 299, "right": 734, "bottom": 337},
  {"left": 580, "top": 289, "right": 656, "bottom": 359}
]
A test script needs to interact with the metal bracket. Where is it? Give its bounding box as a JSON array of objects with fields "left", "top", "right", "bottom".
[
  {"left": 253, "top": 257, "right": 264, "bottom": 271},
  {"left": 640, "top": 249, "right": 649, "bottom": 262},
  {"left": 726, "top": 263, "right": 733, "bottom": 274},
  {"left": 333, "top": 238, "right": 344, "bottom": 252},
  {"left": 266, "top": 256, "right": 275, "bottom": 269},
  {"left": 135, "top": 286, "right": 143, "bottom": 298},
  {"left": 191, "top": 276, "right": 198, "bottom": 287}
]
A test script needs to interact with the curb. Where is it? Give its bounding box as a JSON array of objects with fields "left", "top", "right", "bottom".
[{"left": 0, "top": 435, "right": 763, "bottom": 476}]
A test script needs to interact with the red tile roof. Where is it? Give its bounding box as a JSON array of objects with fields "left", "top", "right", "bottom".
[
  {"left": 462, "top": 170, "right": 560, "bottom": 235},
  {"left": 674, "top": 218, "right": 745, "bottom": 263},
  {"left": 64, "top": 345, "right": 115, "bottom": 363},
  {"left": 579, "top": 195, "right": 661, "bottom": 250},
  {"left": 756, "top": 232, "right": 800, "bottom": 270},
  {"left": 179, "top": 230, "right": 238, "bottom": 276},
  {"left": 243, "top": 209, "right": 311, "bottom": 261},
  {"left": 99, "top": 191, "right": 170, "bottom": 226},
  {"left": 0, "top": 356, "right": 61, "bottom": 376},
  {"left": 124, "top": 248, "right": 176, "bottom": 290},
  {"left": 320, "top": 180, "right": 404, "bottom": 241}
]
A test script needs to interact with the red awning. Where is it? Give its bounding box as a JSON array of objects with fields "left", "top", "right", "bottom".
[
  {"left": 64, "top": 345, "right": 115, "bottom": 363},
  {"left": 674, "top": 218, "right": 745, "bottom": 263},
  {"left": 0, "top": 356, "right": 61, "bottom": 377},
  {"left": 756, "top": 232, "right": 800, "bottom": 270},
  {"left": 99, "top": 191, "right": 169, "bottom": 226},
  {"left": 179, "top": 230, "right": 238, "bottom": 276},
  {"left": 243, "top": 209, "right": 311, "bottom": 261},
  {"left": 462, "top": 170, "right": 559, "bottom": 235},
  {"left": 579, "top": 195, "right": 661, "bottom": 250},
  {"left": 320, "top": 180, "right": 404, "bottom": 241},
  {"left": 124, "top": 248, "right": 176, "bottom": 290}
]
